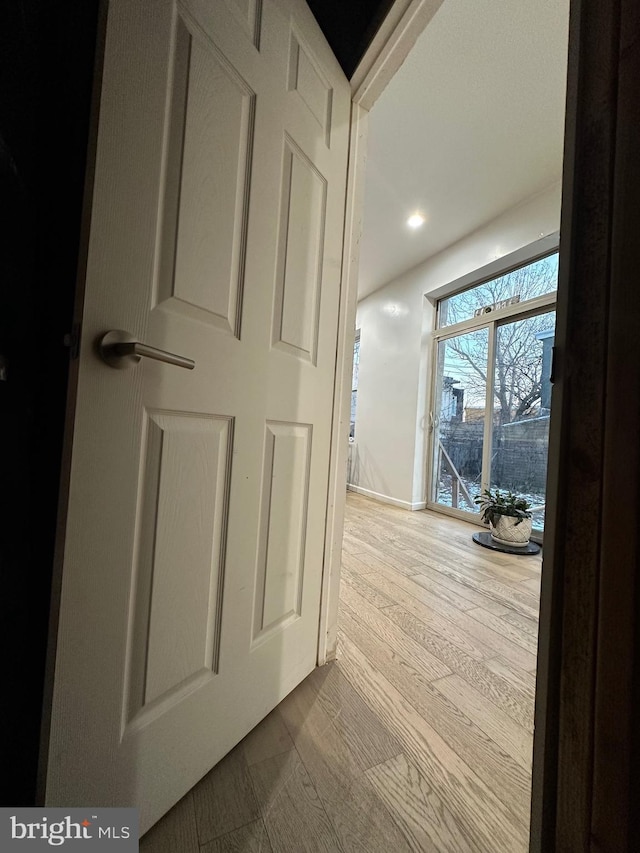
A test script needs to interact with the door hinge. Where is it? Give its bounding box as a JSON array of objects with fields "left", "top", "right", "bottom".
[{"left": 63, "top": 324, "right": 81, "bottom": 360}]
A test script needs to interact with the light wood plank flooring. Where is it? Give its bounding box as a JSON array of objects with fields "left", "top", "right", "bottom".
[{"left": 141, "top": 493, "right": 541, "bottom": 852}]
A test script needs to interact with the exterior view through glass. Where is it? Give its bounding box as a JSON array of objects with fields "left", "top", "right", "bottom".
[
  {"left": 431, "top": 252, "right": 557, "bottom": 532},
  {"left": 490, "top": 310, "right": 555, "bottom": 529},
  {"left": 433, "top": 329, "right": 488, "bottom": 513},
  {"left": 438, "top": 252, "right": 558, "bottom": 327}
]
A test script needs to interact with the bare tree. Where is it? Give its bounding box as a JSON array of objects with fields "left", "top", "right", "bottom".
[{"left": 441, "top": 256, "right": 557, "bottom": 425}]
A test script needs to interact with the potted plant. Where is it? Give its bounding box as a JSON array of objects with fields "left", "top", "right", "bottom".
[{"left": 474, "top": 488, "right": 533, "bottom": 546}]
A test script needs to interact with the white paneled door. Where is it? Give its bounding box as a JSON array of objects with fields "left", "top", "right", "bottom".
[{"left": 46, "top": 0, "right": 350, "bottom": 832}]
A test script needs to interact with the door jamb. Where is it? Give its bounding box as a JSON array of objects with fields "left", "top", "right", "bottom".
[
  {"left": 317, "top": 101, "right": 368, "bottom": 663},
  {"left": 318, "top": 0, "right": 442, "bottom": 664},
  {"left": 350, "top": 0, "right": 444, "bottom": 110}
]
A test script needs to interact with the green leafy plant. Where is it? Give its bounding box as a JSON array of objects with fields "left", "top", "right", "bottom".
[{"left": 474, "top": 488, "right": 532, "bottom": 527}]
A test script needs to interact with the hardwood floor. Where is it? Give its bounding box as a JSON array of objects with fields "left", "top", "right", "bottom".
[{"left": 141, "top": 493, "right": 541, "bottom": 852}]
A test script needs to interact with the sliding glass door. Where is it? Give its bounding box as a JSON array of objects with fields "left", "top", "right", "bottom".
[
  {"left": 430, "top": 273, "right": 557, "bottom": 534},
  {"left": 432, "top": 328, "right": 489, "bottom": 513},
  {"left": 489, "top": 310, "right": 555, "bottom": 529}
]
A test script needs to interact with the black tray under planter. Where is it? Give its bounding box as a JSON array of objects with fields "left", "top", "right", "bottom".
[{"left": 472, "top": 530, "right": 541, "bottom": 555}]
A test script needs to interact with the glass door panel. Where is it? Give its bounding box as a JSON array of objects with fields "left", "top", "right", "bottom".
[
  {"left": 489, "top": 309, "right": 556, "bottom": 529},
  {"left": 432, "top": 328, "right": 489, "bottom": 512}
]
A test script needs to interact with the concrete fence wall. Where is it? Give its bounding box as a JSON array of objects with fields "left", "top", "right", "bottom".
[{"left": 443, "top": 415, "right": 550, "bottom": 494}]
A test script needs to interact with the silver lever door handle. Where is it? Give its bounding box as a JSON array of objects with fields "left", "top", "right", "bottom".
[{"left": 98, "top": 330, "right": 195, "bottom": 370}]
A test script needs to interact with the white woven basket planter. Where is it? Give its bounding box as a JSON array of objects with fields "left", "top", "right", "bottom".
[{"left": 490, "top": 515, "right": 532, "bottom": 547}]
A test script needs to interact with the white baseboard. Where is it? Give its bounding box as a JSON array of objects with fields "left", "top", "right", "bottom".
[{"left": 347, "top": 484, "right": 426, "bottom": 512}]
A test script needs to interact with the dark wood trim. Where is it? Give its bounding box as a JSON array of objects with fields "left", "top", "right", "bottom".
[
  {"left": 591, "top": 0, "right": 640, "bottom": 847},
  {"left": 532, "top": 0, "right": 640, "bottom": 849},
  {"left": 555, "top": 0, "right": 618, "bottom": 844}
]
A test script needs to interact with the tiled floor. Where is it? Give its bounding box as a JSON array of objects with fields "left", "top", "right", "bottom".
[{"left": 141, "top": 493, "right": 541, "bottom": 852}]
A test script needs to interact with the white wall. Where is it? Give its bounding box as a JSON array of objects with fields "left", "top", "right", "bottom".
[{"left": 349, "top": 181, "right": 562, "bottom": 509}]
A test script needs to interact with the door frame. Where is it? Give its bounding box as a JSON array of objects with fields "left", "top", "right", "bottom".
[
  {"left": 530, "top": 0, "right": 640, "bottom": 848},
  {"left": 319, "top": 0, "right": 446, "bottom": 665},
  {"left": 318, "top": 101, "right": 368, "bottom": 663},
  {"left": 425, "top": 292, "right": 557, "bottom": 530}
]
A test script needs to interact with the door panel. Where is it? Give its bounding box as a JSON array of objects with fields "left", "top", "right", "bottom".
[
  {"left": 46, "top": 0, "right": 350, "bottom": 832},
  {"left": 273, "top": 139, "right": 326, "bottom": 362},
  {"left": 432, "top": 329, "right": 489, "bottom": 512},
  {"left": 254, "top": 421, "right": 311, "bottom": 640},
  {"left": 162, "top": 14, "right": 255, "bottom": 335},
  {"left": 139, "top": 412, "right": 231, "bottom": 706},
  {"left": 489, "top": 309, "right": 556, "bottom": 529},
  {"left": 288, "top": 30, "right": 333, "bottom": 143}
]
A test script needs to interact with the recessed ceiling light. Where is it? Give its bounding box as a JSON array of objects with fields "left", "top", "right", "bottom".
[{"left": 407, "top": 213, "right": 426, "bottom": 229}]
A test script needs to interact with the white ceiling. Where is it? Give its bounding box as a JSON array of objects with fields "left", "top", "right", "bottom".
[{"left": 358, "top": 0, "right": 569, "bottom": 299}]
